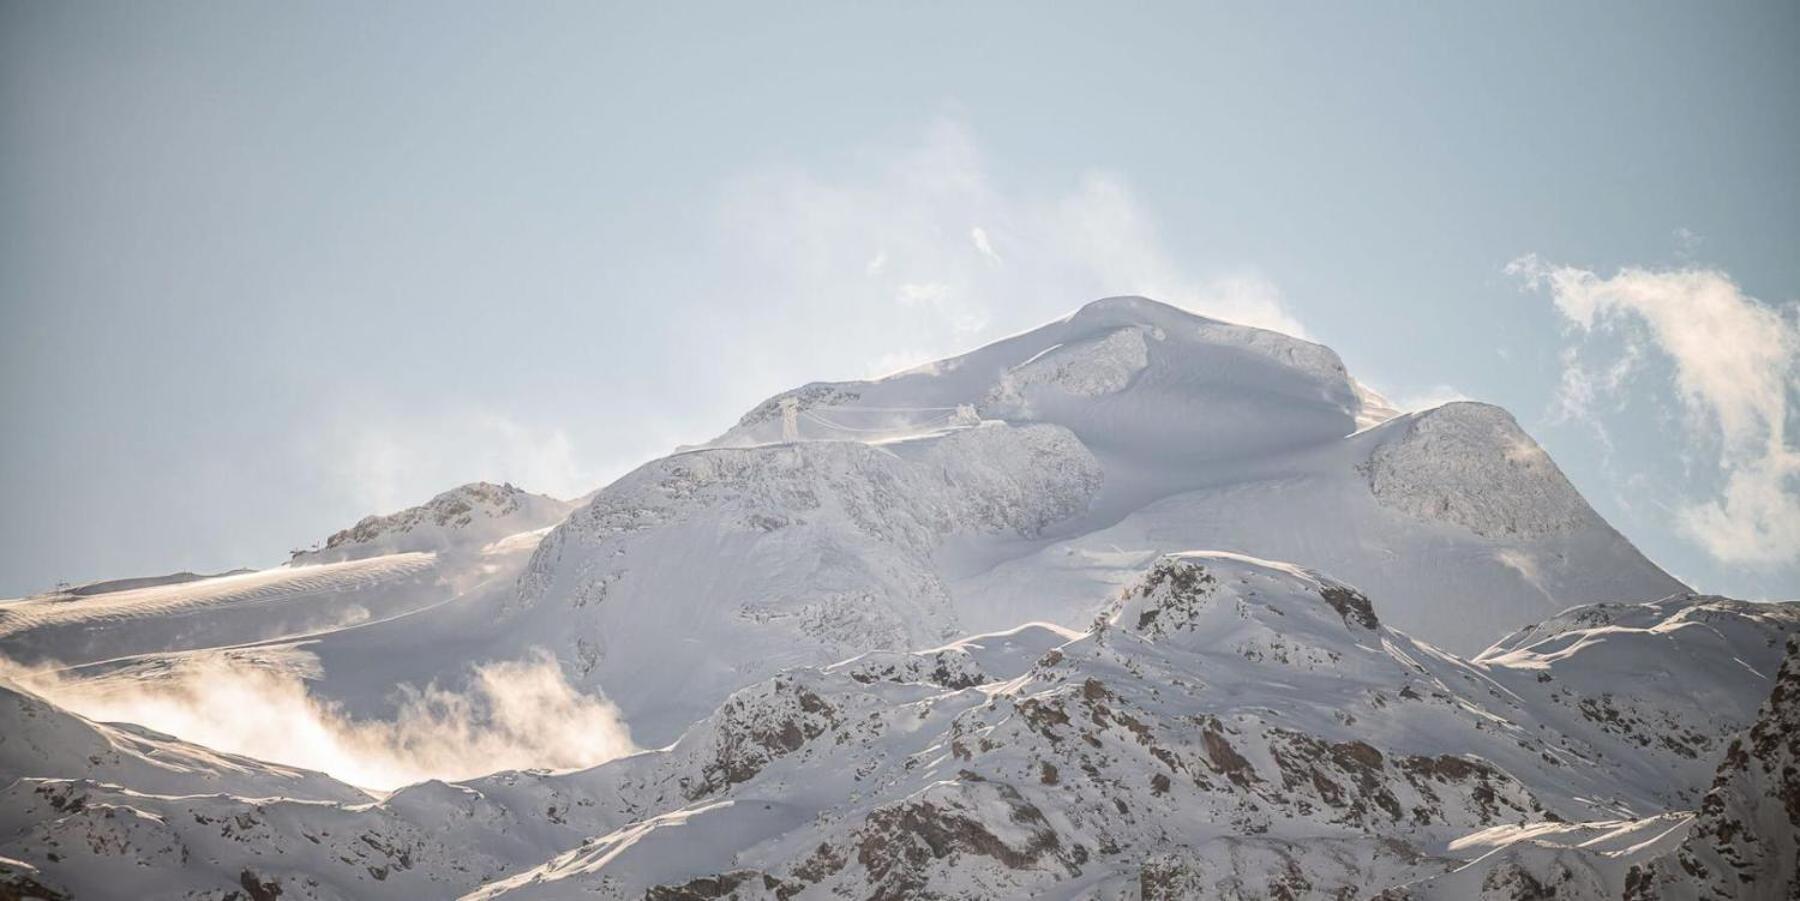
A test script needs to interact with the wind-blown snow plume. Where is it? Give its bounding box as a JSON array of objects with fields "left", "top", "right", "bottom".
[
  {"left": 313, "top": 407, "right": 595, "bottom": 517},
  {"left": 714, "top": 118, "right": 1305, "bottom": 382},
  {"left": 1510, "top": 255, "right": 1800, "bottom": 566},
  {"left": 0, "top": 650, "right": 635, "bottom": 790}
]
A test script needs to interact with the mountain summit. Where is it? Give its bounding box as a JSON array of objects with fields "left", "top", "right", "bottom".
[{"left": 501, "top": 296, "right": 1684, "bottom": 743}]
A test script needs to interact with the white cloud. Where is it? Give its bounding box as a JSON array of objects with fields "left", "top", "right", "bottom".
[
  {"left": 1041, "top": 171, "right": 1305, "bottom": 336},
  {"left": 711, "top": 119, "right": 1305, "bottom": 384},
  {"left": 1510, "top": 255, "right": 1800, "bottom": 565},
  {"left": 1673, "top": 227, "right": 1705, "bottom": 259},
  {"left": 318, "top": 408, "right": 595, "bottom": 515},
  {"left": 970, "top": 226, "right": 1000, "bottom": 263}
]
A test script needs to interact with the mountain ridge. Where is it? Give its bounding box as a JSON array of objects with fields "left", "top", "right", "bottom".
[
  {"left": 0, "top": 294, "right": 1757, "bottom": 901},
  {"left": 0, "top": 554, "right": 1786, "bottom": 900}
]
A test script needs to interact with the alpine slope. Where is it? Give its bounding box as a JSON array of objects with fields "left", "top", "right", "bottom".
[{"left": 4, "top": 296, "right": 1791, "bottom": 901}]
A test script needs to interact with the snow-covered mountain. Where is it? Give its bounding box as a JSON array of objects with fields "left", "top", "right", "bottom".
[
  {"left": 0, "top": 555, "right": 1791, "bottom": 899},
  {"left": 1382, "top": 634, "right": 1800, "bottom": 901},
  {"left": 291, "top": 481, "right": 574, "bottom": 565},
  {"left": 2, "top": 294, "right": 1783, "bottom": 901},
  {"left": 485, "top": 297, "right": 1680, "bottom": 745}
]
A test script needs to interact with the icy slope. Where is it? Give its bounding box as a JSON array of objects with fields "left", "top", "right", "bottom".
[
  {"left": 0, "top": 484, "right": 579, "bottom": 789},
  {"left": 0, "top": 552, "right": 441, "bottom": 667}
]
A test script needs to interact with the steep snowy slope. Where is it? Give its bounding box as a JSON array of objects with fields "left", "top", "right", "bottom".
[
  {"left": 5, "top": 555, "right": 1778, "bottom": 901},
  {"left": 509, "top": 421, "right": 1102, "bottom": 743},
  {"left": 713, "top": 297, "right": 1364, "bottom": 465},
  {"left": 1382, "top": 635, "right": 1800, "bottom": 901},
  {"left": 0, "top": 683, "right": 365, "bottom": 804},
  {"left": 1471, "top": 595, "right": 1800, "bottom": 809},
  {"left": 489, "top": 297, "right": 1680, "bottom": 749},
  {"left": 944, "top": 400, "right": 1686, "bottom": 655}
]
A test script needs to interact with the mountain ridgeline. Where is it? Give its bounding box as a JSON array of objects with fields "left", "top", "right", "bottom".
[{"left": 3, "top": 296, "right": 1783, "bottom": 901}]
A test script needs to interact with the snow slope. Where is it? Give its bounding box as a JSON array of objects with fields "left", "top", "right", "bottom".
[
  {"left": 0, "top": 295, "right": 1747, "bottom": 901},
  {"left": 504, "top": 420, "right": 1102, "bottom": 743},
  {"left": 0, "top": 683, "right": 366, "bottom": 804},
  {"left": 705, "top": 298, "right": 1682, "bottom": 655},
  {"left": 0, "top": 296, "right": 1686, "bottom": 769},
  {"left": 480, "top": 296, "right": 1682, "bottom": 745},
  {"left": 947, "top": 400, "right": 1685, "bottom": 654},
  {"left": 1, "top": 555, "right": 1789, "bottom": 900},
  {"left": 0, "top": 552, "right": 442, "bottom": 668},
  {"left": 0, "top": 481, "right": 572, "bottom": 671},
  {"left": 1381, "top": 634, "right": 1800, "bottom": 901}
]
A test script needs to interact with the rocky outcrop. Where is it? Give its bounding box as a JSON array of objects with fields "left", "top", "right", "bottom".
[{"left": 291, "top": 481, "right": 573, "bottom": 564}]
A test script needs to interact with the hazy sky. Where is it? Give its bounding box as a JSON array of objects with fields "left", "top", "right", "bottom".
[{"left": 3, "top": 2, "right": 1796, "bottom": 600}]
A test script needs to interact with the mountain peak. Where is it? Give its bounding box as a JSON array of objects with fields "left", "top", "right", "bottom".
[
  {"left": 713, "top": 294, "right": 1360, "bottom": 461},
  {"left": 291, "top": 481, "right": 574, "bottom": 565},
  {"left": 1065, "top": 294, "right": 1212, "bottom": 326},
  {"left": 1362, "top": 401, "right": 1604, "bottom": 542},
  {"left": 1106, "top": 553, "right": 1382, "bottom": 662}
]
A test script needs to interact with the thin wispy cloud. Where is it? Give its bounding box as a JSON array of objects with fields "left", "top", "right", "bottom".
[
  {"left": 314, "top": 407, "right": 597, "bottom": 515},
  {"left": 1510, "top": 255, "right": 1800, "bottom": 566},
  {"left": 710, "top": 118, "right": 1305, "bottom": 382}
]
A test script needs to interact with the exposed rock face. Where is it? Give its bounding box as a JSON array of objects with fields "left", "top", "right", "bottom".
[
  {"left": 1381, "top": 637, "right": 1800, "bottom": 901},
  {"left": 1475, "top": 595, "right": 1800, "bottom": 809},
  {"left": 1660, "top": 635, "right": 1800, "bottom": 899}
]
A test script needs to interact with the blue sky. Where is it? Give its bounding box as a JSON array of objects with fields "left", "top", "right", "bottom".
[{"left": 3, "top": 2, "right": 1796, "bottom": 599}]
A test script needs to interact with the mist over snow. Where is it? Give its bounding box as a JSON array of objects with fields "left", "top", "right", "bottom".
[{"left": 0, "top": 651, "right": 636, "bottom": 791}]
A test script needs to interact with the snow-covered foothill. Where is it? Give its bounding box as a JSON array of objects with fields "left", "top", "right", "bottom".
[
  {"left": 291, "top": 482, "right": 574, "bottom": 565},
  {"left": 0, "top": 554, "right": 1791, "bottom": 900}
]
